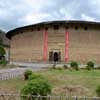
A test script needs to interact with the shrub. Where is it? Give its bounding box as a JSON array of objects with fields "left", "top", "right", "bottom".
[
  {"left": 96, "top": 66, "right": 100, "bottom": 70},
  {"left": 29, "top": 73, "right": 44, "bottom": 80},
  {"left": 63, "top": 65, "right": 68, "bottom": 69},
  {"left": 86, "top": 65, "right": 91, "bottom": 70},
  {"left": 70, "top": 61, "right": 79, "bottom": 71},
  {"left": 86, "top": 61, "right": 94, "bottom": 70},
  {"left": 56, "top": 67, "right": 63, "bottom": 70},
  {"left": 21, "top": 78, "right": 52, "bottom": 99},
  {"left": 0, "top": 59, "right": 7, "bottom": 65},
  {"left": 96, "top": 86, "right": 100, "bottom": 97},
  {"left": 24, "top": 70, "right": 32, "bottom": 80},
  {"left": 52, "top": 63, "right": 56, "bottom": 69}
]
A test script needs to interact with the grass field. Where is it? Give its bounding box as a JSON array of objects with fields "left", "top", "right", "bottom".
[{"left": 0, "top": 69, "right": 100, "bottom": 96}]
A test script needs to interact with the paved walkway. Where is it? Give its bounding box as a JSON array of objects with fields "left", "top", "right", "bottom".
[
  {"left": 0, "top": 62, "right": 73, "bottom": 80},
  {"left": 0, "top": 64, "right": 48, "bottom": 80},
  {"left": 10, "top": 62, "right": 52, "bottom": 67}
]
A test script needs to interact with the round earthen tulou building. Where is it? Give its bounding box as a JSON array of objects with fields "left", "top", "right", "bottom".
[{"left": 6, "top": 20, "right": 100, "bottom": 64}]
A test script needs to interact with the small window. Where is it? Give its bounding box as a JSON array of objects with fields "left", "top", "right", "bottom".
[
  {"left": 65, "top": 26, "right": 69, "bottom": 29},
  {"left": 53, "top": 25, "right": 59, "bottom": 30},
  {"left": 37, "top": 27, "right": 40, "bottom": 31},
  {"left": 75, "top": 26, "right": 78, "bottom": 30},
  {"left": 84, "top": 27, "right": 88, "bottom": 30},
  {"left": 31, "top": 28, "right": 34, "bottom": 31},
  {"left": 45, "top": 27, "right": 48, "bottom": 30}
]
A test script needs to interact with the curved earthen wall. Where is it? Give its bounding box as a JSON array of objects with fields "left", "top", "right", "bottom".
[
  {"left": 10, "top": 30, "right": 44, "bottom": 62},
  {"left": 69, "top": 26, "right": 100, "bottom": 64},
  {"left": 8, "top": 22, "right": 100, "bottom": 64}
]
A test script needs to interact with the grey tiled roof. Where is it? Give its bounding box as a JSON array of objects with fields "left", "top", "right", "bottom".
[{"left": 6, "top": 20, "right": 100, "bottom": 39}]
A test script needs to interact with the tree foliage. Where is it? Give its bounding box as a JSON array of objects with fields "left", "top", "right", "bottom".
[{"left": 0, "top": 46, "right": 5, "bottom": 56}]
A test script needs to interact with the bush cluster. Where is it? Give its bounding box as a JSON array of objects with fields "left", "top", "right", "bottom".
[
  {"left": 21, "top": 70, "right": 52, "bottom": 99},
  {"left": 70, "top": 61, "right": 79, "bottom": 71},
  {"left": 96, "top": 86, "right": 100, "bottom": 97},
  {"left": 63, "top": 61, "right": 95, "bottom": 71},
  {"left": 29, "top": 73, "right": 44, "bottom": 80},
  {"left": 63, "top": 65, "right": 68, "bottom": 69},
  {"left": 0, "top": 59, "right": 7, "bottom": 65},
  {"left": 86, "top": 61, "right": 94, "bottom": 70},
  {"left": 51, "top": 61, "right": 95, "bottom": 71},
  {"left": 24, "top": 70, "right": 32, "bottom": 80},
  {"left": 21, "top": 78, "right": 51, "bottom": 96}
]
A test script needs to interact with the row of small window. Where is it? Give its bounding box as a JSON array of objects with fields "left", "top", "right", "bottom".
[
  {"left": 20, "top": 25, "right": 88, "bottom": 33},
  {"left": 37, "top": 25, "right": 88, "bottom": 31},
  {"left": 53, "top": 25, "right": 88, "bottom": 30}
]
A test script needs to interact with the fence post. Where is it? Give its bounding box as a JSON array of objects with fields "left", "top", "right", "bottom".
[
  {"left": 84, "top": 96, "right": 87, "bottom": 100},
  {"left": 48, "top": 95, "right": 51, "bottom": 100},
  {"left": 65, "top": 96, "right": 68, "bottom": 100},
  {"left": 74, "top": 96, "right": 78, "bottom": 100},
  {"left": 60, "top": 96, "right": 62, "bottom": 100}
]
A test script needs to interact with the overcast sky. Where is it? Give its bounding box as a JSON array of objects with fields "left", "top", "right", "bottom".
[{"left": 0, "top": 0, "right": 100, "bottom": 31}]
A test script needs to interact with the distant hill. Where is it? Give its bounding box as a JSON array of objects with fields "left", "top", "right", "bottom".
[{"left": 0, "top": 30, "right": 9, "bottom": 47}]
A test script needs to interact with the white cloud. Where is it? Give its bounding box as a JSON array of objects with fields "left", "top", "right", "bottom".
[
  {"left": 90, "top": 0, "right": 100, "bottom": 5},
  {"left": 60, "top": 8, "right": 73, "bottom": 20},
  {"left": 19, "top": 12, "right": 53, "bottom": 25},
  {"left": 24, "top": 0, "right": 54, "bottom": 11},
  {"left": 1, "top": 0, "right": 100, "bottom": 31},
  {"left": 89, "top": 0, "right": 100, "bottom": 15},
  {"left": 81, "top": 14, "right": 96, "bottom": 21}
]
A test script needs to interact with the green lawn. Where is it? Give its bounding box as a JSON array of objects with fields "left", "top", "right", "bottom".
[{"left": 0, "top": 69, "right": 100, "bottom": 96}]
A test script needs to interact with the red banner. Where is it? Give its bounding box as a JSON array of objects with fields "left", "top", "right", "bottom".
[
  {"left": 65, "top": 30, "right": 69, "bottom": 62},
  {"left": 43, "top": 30, "right": 48, "bottom": 61}
]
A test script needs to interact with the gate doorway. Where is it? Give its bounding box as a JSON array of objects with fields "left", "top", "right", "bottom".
[
  {"left": 49, "top": 51, "right": 61, "bottom": 62},
  {"left": 54, "top": 52, "right": 59, "bottom": 62}
]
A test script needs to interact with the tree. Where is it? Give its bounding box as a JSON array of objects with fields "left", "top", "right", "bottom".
[{"left": 0, "top": 46, "right": 5, "bottom": 56}]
